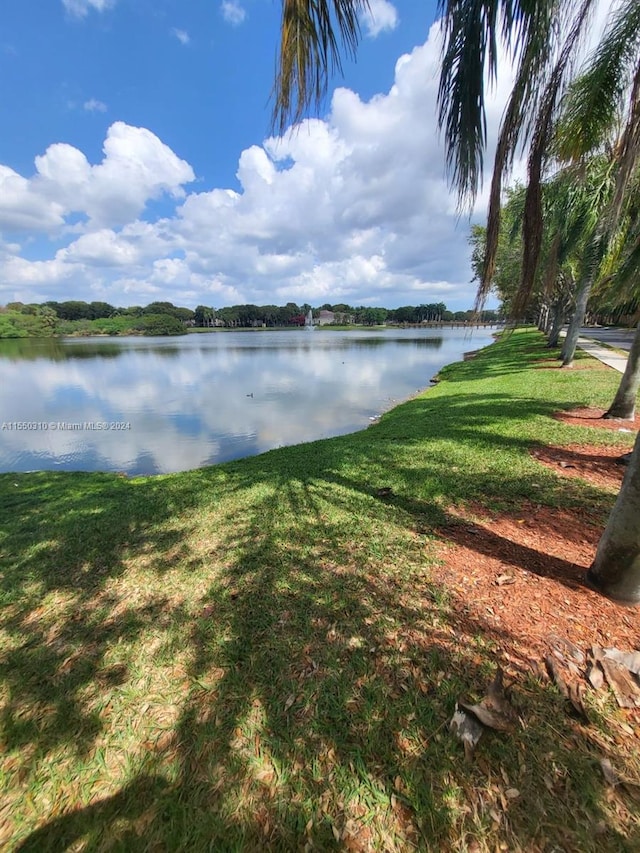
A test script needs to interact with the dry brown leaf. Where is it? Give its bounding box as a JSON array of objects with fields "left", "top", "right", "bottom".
[
  {"left": 255, "top": 767, "right": 275, "bottom": 784},
  {"left": 601, "top": 648, "right": 640, "bottom": 675},
  {"left": 600, "top": 659, "right": 640, "bottom": 709},
  {"left": 459, "top": 667, "right": 518, "bottom": 733},
  {"left": 587, "top": 663, "right": 604, "bottom": 690},
  {"left": 459, "top": 702, "right": 514, "bottom": 732}
]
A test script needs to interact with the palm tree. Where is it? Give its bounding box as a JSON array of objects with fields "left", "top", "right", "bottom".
[
  {"left": 539, "top": 161, "right": 614, "bottom": 351},
  {"left": 577, "top": 185, "right": 640, "bottom": 420},
  {"left": 554, "top": 2, "right": 640, "bottom": 366},
  {"left": 598, "top": 232, "right": 640, "bottom": 420},
  {"left": 271, "top": 2, "right": 601, "bottom": 321},
  {"left": 604, "top": 322, "right": 640, "bottom": 419},
  {"left": 270, "top": 0, "right": 640, "bottom": 602},
  {"left": 436, "top": 0, "right": 640, "bottom": 602},
  {"left": 552, "top": 13, "right": 640, "bottom": 422},
  {"left": 587, "top": 430, "right": 640, "bottom": 602},
  {"left": 472, "top": 160, "right": 615, "bottom": 348},
  {"left": 437, "top": 0, "right": 597, "bottom": 311}
]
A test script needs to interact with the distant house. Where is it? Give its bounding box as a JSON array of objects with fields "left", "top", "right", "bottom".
[{"left": 318, "top": 310, "right": 335, "bottom": 326}]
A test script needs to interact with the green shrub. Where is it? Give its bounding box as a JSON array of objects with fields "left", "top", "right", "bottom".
[{"left": 135, "top": 313, "right": 188, "bottom": 336}]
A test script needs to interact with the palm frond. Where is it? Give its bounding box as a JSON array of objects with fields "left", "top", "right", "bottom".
[
  {"left": 541, "top": 230, "right": 561, "bottom": 298},
  {"left": 437, "top": 0, "right": 568, "bottom": 206},
  {"left": 608, "top": 60, "right": 640, "bottom": 228},
  {"left": 438, "top": 0, "right": 499, "bottom": 205},
  {"left": 555, "top": 155, "right": 615, "bottom": 261},
  {"left": 272, "top": 0, "right": 369, "bottom": 133},
  {"left": 511, "top": 0, "right": 594, "bottom": 320},
  {"left": 477, "top": 33, "right": 552, "bottom": 309},
  {"left": 556, "top": 0, "right": 640, "bottom": 160},
  {"left": 597, "top": 198, "right": 640, "bottom": 302},
  {"left": 463, "top": 0, "right": 596, "bottom": 313}
]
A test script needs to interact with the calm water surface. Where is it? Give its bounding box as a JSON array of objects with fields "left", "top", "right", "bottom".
[{"left": 0, "top": 328, "right": 495, "bottom": 475}]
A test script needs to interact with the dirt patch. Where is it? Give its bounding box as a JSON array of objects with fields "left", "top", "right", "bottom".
[
  {"left": 554, "top": 406, "right": 640, "bottom": 431},
  {"left": 435, "top": 501, "right": 638, "bottom": 674},
  {"left": 531, "top": 444, "right": 629, "bottom": 491}
]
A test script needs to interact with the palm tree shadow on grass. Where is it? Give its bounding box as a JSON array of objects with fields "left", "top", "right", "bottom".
[
  {"left": 0, "top": 470, "right": 218, "bottom": 759},
  {"left": 14, "top": 460, "right": 636, "bottom": 850},
  {"left": 15, "top": 776, "right": 170, "bottom": 853},
  {"left": 5, "top": 377, "right": 636, "bottom": 850},
  {"left": 438, "top": 337, "right": 607, "bottom": 388}
]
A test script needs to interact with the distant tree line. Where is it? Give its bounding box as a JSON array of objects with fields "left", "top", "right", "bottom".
[
  {"left": 0, "top": 300, "right": 192, "bottom": 338},
  {"left": 0, "top": 298, "right": 502, "bottom": 339},
  {"left": 38, "top": 300, "right": 195, "bottom": 323},
  {"left": 194, "top": 301, "right": 501, "bottom": 328}
]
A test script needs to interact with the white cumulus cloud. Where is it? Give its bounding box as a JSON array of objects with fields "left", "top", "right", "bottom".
[
  {"left": 83, "top": 98, "right": 107, "bottom": 113},
  {"left": 220, "top": 1, "right": 246, "bottom": 27},
  {"left": 0, "top": 165, "right": 66, "bottom": 232},
  {"left": 34, "top": 122, "right": 195, "bottom": 228},
  {"left": 362, "top": 0, "right": 399, "bottom": 38},
  {"left": 62, "top": 0, "right": 115, "bottom": 17},
  {"left": 171, "top": 28, "right": 190, "bottom": 46}
]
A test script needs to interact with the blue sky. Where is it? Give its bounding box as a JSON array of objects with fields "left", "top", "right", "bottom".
[{"left": 0, "top": 0, "right": 513, "bottom": 311}]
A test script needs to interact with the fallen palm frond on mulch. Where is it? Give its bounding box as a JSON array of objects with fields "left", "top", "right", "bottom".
[{"left": 1, "top": 328, "right": 639, "bottom": 852}]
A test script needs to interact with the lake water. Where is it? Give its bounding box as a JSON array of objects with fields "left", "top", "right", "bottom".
[{"left": 0, "top": 327, "right": 496, "bottom": 476}]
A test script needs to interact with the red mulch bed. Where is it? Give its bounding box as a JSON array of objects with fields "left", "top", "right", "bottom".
[
  {"left": 436, "top": 502, "right": 638, "bottom": 672},
  {"left": 554, "top": 406, "right": 640, "bottom": 432},
  {"left": 531, "top": 444, "right": 628, "bottom": 491},
  {"left": 434, "top": 416, "right": 639, "bottom": 678}
]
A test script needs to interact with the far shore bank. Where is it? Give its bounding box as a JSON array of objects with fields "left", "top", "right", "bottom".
[
  {"left": 0, "top": 320, "right": 504, "bottom": 340},
  {"left": 187, "top": 321, "right": 504, "bottom": 333}
]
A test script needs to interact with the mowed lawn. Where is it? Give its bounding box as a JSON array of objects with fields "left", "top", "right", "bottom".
[{"left": 1, "top": 328, "right": 638, "bottom": 852}]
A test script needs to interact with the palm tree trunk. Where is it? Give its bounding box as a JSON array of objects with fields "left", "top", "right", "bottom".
[
  {"left": 547, "top": 300, "right": 566, "bottom": 348},
  {"left": 561, "top": 277, "right": 592, "bottom": 366},
  {"left": 538, "top": 303, "right": 550, "bottom": 332},
  {"left": 587, "top": 431, "right": 640, "bottom": 603},
  {"left": 603, "top": 321, "right": 640, "bottom": 419}
]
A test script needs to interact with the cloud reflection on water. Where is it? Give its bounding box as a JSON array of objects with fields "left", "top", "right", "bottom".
[{"left": 0, "top": 328, "right": 493, "bottom": 475}]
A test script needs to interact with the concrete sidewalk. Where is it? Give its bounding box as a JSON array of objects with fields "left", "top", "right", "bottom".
[{"left": 576, "top": 337, "right": 628, "bottom": 374}]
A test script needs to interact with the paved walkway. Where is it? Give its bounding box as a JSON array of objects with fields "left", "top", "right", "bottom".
[
  {"left": 578, "top": 326, "right": 635, "bottom": 351},
  {"left": 577, "top": 337, "right": 628, "bottom": 374}
]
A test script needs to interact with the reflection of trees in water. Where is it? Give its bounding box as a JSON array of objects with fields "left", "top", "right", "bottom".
[
  {"left": 64, "top": 341, "right": 182, "bottom": 359},
  {"left": 324, "top": 337, "right": 444, "bottom": 349},
  {"left": 0, "top": 335, "right": 444, "bottom": 363},
  {"left": 380, "top": 337, "right": 443, "bottom": 348},
  {"left": 0, "top": 338, "right": 68, "bottom": 362},
  {"left": 59, "top": 345, "right": 123, "bottom": 360},
  {"left": 218, "top": 337, "right": 445, "bottom": 355},
  {"left": 0, "top": 339, "right": 183, "bottom": 361}
]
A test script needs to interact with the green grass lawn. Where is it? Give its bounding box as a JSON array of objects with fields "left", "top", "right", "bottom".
[{"left": 1, "top": 328, "right": 638, "bottom": 852}]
